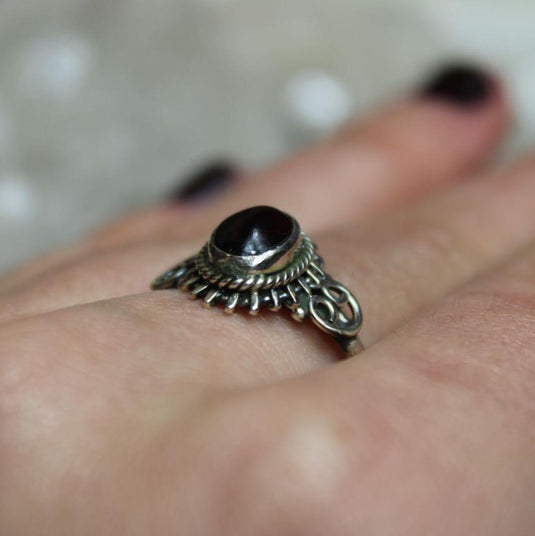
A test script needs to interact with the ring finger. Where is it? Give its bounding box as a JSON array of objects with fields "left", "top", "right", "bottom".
[{"left": 2, "top": 149, "right": 535, "bottom": 371}]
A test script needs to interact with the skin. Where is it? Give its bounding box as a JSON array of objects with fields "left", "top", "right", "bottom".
[{"left": 1, "top": 80, "right": 535, "bottom": 534}]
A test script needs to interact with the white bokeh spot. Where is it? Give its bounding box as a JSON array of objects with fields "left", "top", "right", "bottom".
[
  {"left": 284, "top": 69, "right": 353, "bottom": 132},
  {"left": 19, "top": 35, "right": 93, "bottom": 99},
  {"left": 0, "top": 175, "right": 37, "bottom": 222}
]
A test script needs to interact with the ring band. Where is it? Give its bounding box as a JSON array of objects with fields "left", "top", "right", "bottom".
[{"left": 151, "top": 206, "right": 364, "bottom": 357}]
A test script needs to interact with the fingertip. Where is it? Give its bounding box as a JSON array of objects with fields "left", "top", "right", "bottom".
[
  {"left": 354, "top": 63, "right": 510, "bottom": 188},
  {"left": 419, "top": 63, "right": 496, "bottom": 108},
  {"left": 415, "top": 62, "right": 510, "bottom": 167}
]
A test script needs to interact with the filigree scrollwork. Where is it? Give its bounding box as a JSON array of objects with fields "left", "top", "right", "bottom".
[{"left": 308, "top": 278, "right": 362, "bottom": 338}]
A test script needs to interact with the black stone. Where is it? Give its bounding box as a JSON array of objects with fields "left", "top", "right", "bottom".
[{"left": 213, "top": 206, "right": 294, "bottom": 256}]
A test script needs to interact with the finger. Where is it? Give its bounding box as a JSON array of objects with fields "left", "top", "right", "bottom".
[
  {"left": 0, "top": 65, "right": 507, "bottom": 295},
  {"left": 362, "top": 240, "right": 535, "bottom": 400},
  {"left": 3, "top": 148, "right": 535, "bottom": 354},
  {"left": 0, "top": 240, "right": 199, "bottom": 322},
  {"left": 92, "top": 64, "right": 507, "bottom": 249}
]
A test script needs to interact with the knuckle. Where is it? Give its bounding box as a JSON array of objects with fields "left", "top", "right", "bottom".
[
  {"left": 209, "top": 397, "right": 357, "bottom": 533},
  {"left": 211, "top": 390, "right": 408, "bottom": 535}
]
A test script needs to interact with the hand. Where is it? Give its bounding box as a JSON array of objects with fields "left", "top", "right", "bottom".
[{"left": 1, "top": 65, "right": 532, "bottom": 535}]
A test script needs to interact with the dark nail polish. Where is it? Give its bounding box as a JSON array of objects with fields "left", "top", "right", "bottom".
[
  {"left": 169, "top": 160, "right": 238, "bottom": 202},
  {"left": 420, "top": 64, "right": 493, "bottom": 107}
]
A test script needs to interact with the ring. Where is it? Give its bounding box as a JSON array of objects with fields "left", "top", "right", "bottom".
[{"left": 151, "top": 206, "right": 364, "bottom": 356}]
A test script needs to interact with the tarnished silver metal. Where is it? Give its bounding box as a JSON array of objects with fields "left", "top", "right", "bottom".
[{"left": 151, "top": 207, "right": 363, "bottom": 357}]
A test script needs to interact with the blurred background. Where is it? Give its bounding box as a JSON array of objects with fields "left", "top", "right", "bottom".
[{"left": 0, "top": 0, "right": 534, "bottom": 272}]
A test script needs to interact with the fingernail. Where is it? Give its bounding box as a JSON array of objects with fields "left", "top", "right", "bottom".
[
  {"left": 420, "top": 63, "right": 493, "bottom": 107},
  {"left": 169, "top": 160, "right": 239, "bottom": 202}
]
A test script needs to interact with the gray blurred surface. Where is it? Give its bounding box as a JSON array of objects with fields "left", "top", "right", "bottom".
[{"left": 1, "top": 0, "right": 535, "bottom": 272}]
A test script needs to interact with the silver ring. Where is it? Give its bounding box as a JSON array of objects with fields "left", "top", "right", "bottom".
[{"left": 151, "top": 206, "right": 364, "bottom": 357}]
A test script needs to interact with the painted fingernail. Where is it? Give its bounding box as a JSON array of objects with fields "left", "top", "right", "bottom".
[
  {"left": 420, "top": 64, "right": 493, "bottom": 107},
  {"left": 169, "top": 160, "right": 239, "bottom": 202}
]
